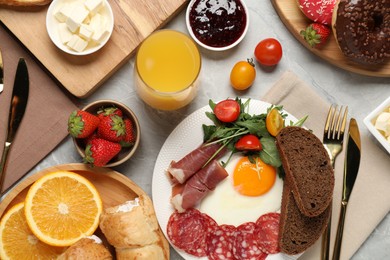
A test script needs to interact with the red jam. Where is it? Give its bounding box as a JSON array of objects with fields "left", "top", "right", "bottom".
[{"left": 189, "top": 0, "right": 247, "bottom": 48}]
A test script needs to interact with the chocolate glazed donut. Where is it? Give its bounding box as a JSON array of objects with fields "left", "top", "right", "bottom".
[{"left": 332, "top": 0, "right": 390, "bottom": 65}]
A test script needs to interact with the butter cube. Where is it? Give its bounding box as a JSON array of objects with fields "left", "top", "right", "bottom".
[
  {"left": 84, "top": 0, "right": 104, "bottom": 15},
  {"left": 79, "top": 24, "right": 94, "bottom": 41},
  {"left": 66, "top": 4, "right": 90, "bottom": 33},
  {"left": 89, "top": 12, "right": 102, "bottom": 31},
  {"left": 67, "top": 34, "right": 88, "bottom": 52},
  {"left": 92, "top": 28, "right": 110, "bottom": 43},
  {"left": 375, "top": 112, "right": 390, "bottom": 137},
  {"left": 57, "top": 23, "right": 73, "bottom": 44},
  {"left": 54, "top": 3, "right": 73, "bottom": 23}
]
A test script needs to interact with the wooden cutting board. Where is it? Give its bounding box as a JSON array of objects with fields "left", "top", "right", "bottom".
[
  {"left": 271, "top": 0, "right": 390, "bottom": 77},
  {"left": 0, "top": 0, "right": 187, "bottom": 98},
  {"left": 0, "top": 163, "right": 170, "bottom": 259}
]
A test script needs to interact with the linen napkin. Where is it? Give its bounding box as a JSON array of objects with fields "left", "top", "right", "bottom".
[
  {"left": 261, "top": 71, "right": 390, "bottom": 259},
  {"left": 0, "top": 25, "right": 77, "bottom": 193}
]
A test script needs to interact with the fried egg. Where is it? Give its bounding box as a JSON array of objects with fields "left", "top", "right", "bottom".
[{"left": 199, "top": 154, "right": 283, "bottom": 226}]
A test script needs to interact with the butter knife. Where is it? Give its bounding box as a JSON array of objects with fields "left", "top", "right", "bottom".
[
  {"left": 332, "top": 118, "right": 361, "bottom": 260},
  {"left": 0, "top": 48, "right": 3, "bottom": 93},
  {"left": 0, "top": 58, "right": 29, "bottom": 194}
]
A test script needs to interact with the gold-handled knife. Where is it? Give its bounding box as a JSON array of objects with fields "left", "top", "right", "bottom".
[
  {"left": 0, "top": 58, "right": 29, "bottom": 194},
  {"left": 332, "top": 118, "right": 361, "bottom": 260},
  {"left": 0, "top": 48, "right": 3, "bottom": 93}
]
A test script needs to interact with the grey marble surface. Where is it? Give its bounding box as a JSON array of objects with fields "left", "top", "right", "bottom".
[{"left": 25, "top": 0, "right": 390, "bottom": 259}]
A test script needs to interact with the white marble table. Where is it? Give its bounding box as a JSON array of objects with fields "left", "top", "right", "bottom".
[{"left": 30, "top": 1, "right": 390, "bottom": 259}]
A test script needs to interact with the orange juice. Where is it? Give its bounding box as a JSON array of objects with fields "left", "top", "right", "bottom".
[{"left": 135, "top": 30, "right": 201, "bottom": 110}]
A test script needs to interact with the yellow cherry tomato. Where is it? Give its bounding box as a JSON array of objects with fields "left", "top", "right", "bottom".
[
  {"left": 230, "top": 59, "right": 256, "bottom": 90},
  {"left": 266, "top": 108, "right": 285, "bottom": 136}
]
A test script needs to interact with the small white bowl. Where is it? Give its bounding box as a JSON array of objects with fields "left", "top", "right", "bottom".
[
  {"left": 186, "top": 0, "right": 249, "bottom": 51},
  {"left": 363, "top": 96, "right": 390, "bottom": 154},
  {"left": 46, "top": 0, "right": 114, "bottom": 56}
]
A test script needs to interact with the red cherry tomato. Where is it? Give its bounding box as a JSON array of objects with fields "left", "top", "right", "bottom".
[
  {"left": 214, "top": 99, "right": 240, "bottom": 123},
  {"left": 235, "top": 134, "right": 262, "bottom": 151},
  {"left": 254, "top": 38, "right": 283, "bottom": 66}
]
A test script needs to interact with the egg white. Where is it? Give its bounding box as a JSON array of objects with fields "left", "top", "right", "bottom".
[{"left": 199, "top": 154, "right": 283, "bottom": 226}]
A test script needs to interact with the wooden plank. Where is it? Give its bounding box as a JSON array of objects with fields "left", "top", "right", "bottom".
[
  {"left": 271, "top": 0, "right": 390, "bottom": 77},
  {"left": 0, "top": 0, "right": 187, "bottom": 97}
]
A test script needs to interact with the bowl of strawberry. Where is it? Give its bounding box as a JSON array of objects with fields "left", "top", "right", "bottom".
[{"left": 67, "top": 100, "right": 140, "bottom": 167}]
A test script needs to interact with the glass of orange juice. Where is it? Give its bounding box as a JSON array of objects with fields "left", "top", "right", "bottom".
[{"left": 134, "top": 30, "right": 201, "bottom": 110}]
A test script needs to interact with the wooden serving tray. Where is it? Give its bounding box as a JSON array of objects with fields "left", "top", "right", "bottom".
[
  {"left": 0, "top": 0, "right": 187, "bottom": 98},
  {"left": 271, "top": 0, "right": 390, "bottom": 77},
  {"left": 0, "top": 163, "right": 170, "bottom": 259}
]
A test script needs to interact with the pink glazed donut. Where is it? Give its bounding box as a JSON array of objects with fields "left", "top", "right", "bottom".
[{"left": 298, "top": 0, "right": 336, "bottom": 25}]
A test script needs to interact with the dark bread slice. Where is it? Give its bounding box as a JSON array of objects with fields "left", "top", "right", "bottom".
[
  {"left": 276, "top": 126, "right": 334, "bottom": 217},
  {"left": 279, "top": 179, "right": 331, "bottom": 255}
]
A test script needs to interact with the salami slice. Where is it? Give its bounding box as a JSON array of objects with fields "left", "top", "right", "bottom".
[
  {"left": 255, "top": 212, "right": 281, "bottom": 254},
  {"left": 206, "top": 225, "right": 235, "bottom": 260},
  {"left": 201, "top": 212, "right": 219, "bottom": 233},
  {"left": 167, "top": 208, "right": 209, "bottom": 257},
  {"left": 232, "top": 222, "right": 267, "bottom": 260}
]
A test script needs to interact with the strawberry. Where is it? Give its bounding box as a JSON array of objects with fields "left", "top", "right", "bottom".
[
  {"left": 68, "top": 110, "right": 100, "bottom": 138},
  {"left": 97, "top": 106, "right": 123, "bottom": 119},
  {"left": 84, "top": 138, "right": 121, "bottom": 167},
  {"left": 97, "top": 114, "right": 126, "bottom": 143},
  {"left": 120, "top": 119, "right": 136, "bottom": 147},
  {"left": 300, "top": 23, "right": 330, "bottom": 48}
]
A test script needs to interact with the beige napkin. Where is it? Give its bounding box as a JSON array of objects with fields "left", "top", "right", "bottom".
[
  {"left": 0, "top": 25, "right": 77, "bottom": 193},
  {"left": 262, "top": 71, "right": 390, "bottom": 260}
]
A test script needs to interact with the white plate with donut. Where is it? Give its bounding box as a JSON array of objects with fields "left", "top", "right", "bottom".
[{"left": 271, "top": 0, "right": 390, "bottom": 77}]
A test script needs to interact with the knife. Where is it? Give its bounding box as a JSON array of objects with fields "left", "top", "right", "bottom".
[
  {"left": 332, "top": 118, "right": 361, "bottom": 260},
  {"left": 0, "top": 58, "right": 29, "bottom": 194},
  {"left": 0, "top": 48, "right": 3, "bottom": 93}
]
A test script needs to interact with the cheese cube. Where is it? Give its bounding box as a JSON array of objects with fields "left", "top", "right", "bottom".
[
  {"left": 57, "top": 23, "right": 73, "bottom": 44},
  {"left": 84, "top": 0, "right": 104, "bottom": 15},
  {"left": 79, "top": 24, "right": 94, "bottom": 41},
  {"left": 66, "top": 4, "right": 90, "bottom": 33},
  {"left": 67, "top": 34, "right": 88, "bottom": 52},
  {"left": 54, "top": 3, "right": 73, "bottom": 23}
]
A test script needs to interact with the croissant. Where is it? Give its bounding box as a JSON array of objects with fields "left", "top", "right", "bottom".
[
  {"left": 57, "top": 235, "right": 112, "bottom": 260},
  {"left": 99, "top": 194, "right": 168, "bottom": 260}
]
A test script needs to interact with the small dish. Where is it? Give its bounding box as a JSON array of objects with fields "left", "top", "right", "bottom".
[
  {"left": 185, "top": 0, "right": 249, "bottom": 51},
  {"left": 46, "top": 0, "right": 114, "bottom": 55},
  {"left": 73, "top": 100, "right": 140, "bottom": 167},
  {"left": 363, "top": 96, "right": 390, "bottom": 154}
]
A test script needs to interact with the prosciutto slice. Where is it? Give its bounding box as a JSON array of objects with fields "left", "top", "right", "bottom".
[
  {"left": 167, "top": 143, "right": 225, "bottom": 184},
  {"left": 171, "top": 160, "right": 228, "bottom": 212}
]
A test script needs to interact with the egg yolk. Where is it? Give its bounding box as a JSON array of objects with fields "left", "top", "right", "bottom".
[{"left": 232, "top": 156, "right": 276, "bottom": 196}]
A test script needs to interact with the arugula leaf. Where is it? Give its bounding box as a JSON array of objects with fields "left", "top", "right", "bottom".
[{"left": 259, "top": 136, "right": 282, "bottom": 168}]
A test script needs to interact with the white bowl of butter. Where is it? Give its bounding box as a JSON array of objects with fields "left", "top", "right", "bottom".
[
  {"left": 364, "top": 96, "right": 390, "bottom": 154},
  {"left": 46, "top": 0, "right": 114, "bottom": 55}
]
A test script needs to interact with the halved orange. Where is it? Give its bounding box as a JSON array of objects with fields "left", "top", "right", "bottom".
[
  {"left": 24, "top": 171, "right": 103, "bottom": 247},
  {"left": 0, "top": 202, "right": 65, "bottom": 259}
]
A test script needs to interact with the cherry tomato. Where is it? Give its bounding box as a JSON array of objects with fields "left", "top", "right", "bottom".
[
  {"left": 214, "top": 99, "right": 241, "bottom": 123},
  {"left": 254, "top": 38, "right": 283, "bottom": 66},
  {"left": 230, "top": 59, "right": 256, "bottom": 90},
  {"left": 266, "top": 108, "right": 285, "bottom": 136},
  {"left": 235, "top": 134, "right": 262, "bottom": 151}
]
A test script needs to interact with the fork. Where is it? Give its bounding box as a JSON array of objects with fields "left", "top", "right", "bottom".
[{"left": 321, "top": 104, "right": 348, "bottom": 260}]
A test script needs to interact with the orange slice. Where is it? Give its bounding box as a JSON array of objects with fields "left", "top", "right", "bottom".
[
  {"left": 0, "top": 202, "right": 64, "bottom": 259},
  {"left": 24, "top": 171, "right": 103, "bottom": 247}
]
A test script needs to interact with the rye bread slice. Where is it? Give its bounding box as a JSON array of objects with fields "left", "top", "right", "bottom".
[
  {"left": 279, "top": 179, "right": 331, "bottom": 255},
  {"left": 276, "top": 126, "right": 334, "bottom": 217}
]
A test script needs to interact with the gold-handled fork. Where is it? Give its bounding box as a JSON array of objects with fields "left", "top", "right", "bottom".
[{"left": 321, "top": 104, "right": 348, "bottom": 260}]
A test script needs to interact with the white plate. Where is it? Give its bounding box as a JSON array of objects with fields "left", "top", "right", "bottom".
[
  {"left": 152, "top": 99, "right": 300, "bottom": 259},
  {"left": 363, "top": 96, "right": 390, "bottom": 154}
]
